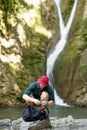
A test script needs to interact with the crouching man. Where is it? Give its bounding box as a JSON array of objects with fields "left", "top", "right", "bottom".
[{"left": 22, "top": 75, "right": 55, "bottom": 108}]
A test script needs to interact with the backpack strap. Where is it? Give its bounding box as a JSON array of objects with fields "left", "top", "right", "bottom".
[
  {"left": 40, "top": 106, "right": 49, "bottom": 116},
  {"left": 45, "top": 106, "right": 49, "bottom": 116}
]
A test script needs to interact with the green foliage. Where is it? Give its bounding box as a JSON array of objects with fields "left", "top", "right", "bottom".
[
  {"left": 82, "top": 31, "right": 87, "bottom": 40},
  {"left": 3, "top": 0, "right": 18, "bottom": 14},
  {"left": 1, "top": 0, "right": 18, "bottom": 30},
  {"left": 82, "top": 19, "right": 87, "bottom": 41},
  {"left": 78, "top": 64, "right": 87, "bottom": 71},
  {"left": 62, "top": 0, "right": 74, "bottom": 24},
  {"left": 79, "top": 19, "right": 87, "bottom": 50},
  {"left": 0, "top": 0, "right": 32, "bottom": 31},
  {"left": 78, "top": 64, "right": 87, "bottom": 76}
]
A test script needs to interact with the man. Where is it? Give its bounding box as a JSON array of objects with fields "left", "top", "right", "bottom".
[{"left": 22, "top": 75, "right": 54, "bottom": 108}]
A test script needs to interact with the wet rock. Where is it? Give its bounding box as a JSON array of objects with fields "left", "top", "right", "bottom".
[
  {"left": 0, "top": 119, "right": 11, "bottom": 126},
  {"left": 12, "top": 117, "right": 51, "bottom": 130},
  {"left": 1, "top": 115, "right": 87, "bottom": 130}
]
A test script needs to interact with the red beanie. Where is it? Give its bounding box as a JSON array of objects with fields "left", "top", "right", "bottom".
[{"left": 38, "top": 75, "right": 49, "bottom": 87}]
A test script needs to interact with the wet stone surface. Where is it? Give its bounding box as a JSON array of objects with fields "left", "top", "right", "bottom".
[{"left": 1, "top": 115, "right": 87, "bottom": 130}]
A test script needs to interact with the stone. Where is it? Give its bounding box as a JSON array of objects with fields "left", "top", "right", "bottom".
[
  {"left": 1, "top": 116, "right": 87, "bottom": 130},
  {"left": 0, "top": 119, "right": 11, "bottom": 126},
  {"left": 12, "top": 117, "right": 51, "bottom": 130}
]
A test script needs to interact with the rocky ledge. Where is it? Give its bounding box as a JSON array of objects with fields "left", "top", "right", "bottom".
[{"left": 0, "top": 115, "right": 87, "bottom": 130}]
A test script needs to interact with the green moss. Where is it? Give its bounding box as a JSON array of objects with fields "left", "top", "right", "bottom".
[
  {"left": 78, "top": 64, "right": 87, "bottom": 73},
  {"left": 61, "top": 0, "right": 74, "bottom": 24},
  {"left": 79, "top": 19, "right": 87, "bottom": 50}
]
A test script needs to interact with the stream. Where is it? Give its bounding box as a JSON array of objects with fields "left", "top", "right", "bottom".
[{"left": 0, "top": 105, "right": 87, "bottom": 120}]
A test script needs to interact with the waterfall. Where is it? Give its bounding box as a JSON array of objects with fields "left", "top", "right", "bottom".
[{"left": 46, "top": 0, "right": 78, "bottom": 106}]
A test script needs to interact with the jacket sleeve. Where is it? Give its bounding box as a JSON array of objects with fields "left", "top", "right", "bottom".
[{"left": 49, "top": 87, "right": 55, "bottom": 101}]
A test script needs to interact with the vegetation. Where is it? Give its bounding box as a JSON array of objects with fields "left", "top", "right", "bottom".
[
  {"left": 79, "top": 19, "right": 87, "bottom": 50},
  {"left": 0, "top": 0, "right": 58, "bottom": 105}
]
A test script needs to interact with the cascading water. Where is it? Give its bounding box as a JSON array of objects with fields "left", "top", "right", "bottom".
[{"left": 46, "top": 0, "right": 78, "bottom": 106}]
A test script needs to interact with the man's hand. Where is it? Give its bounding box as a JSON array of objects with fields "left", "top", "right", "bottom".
[
  {"left": 41, "top": 101, "right": 48, "bottom": 106},
  {"left": 23, "top": 94, "right": 41, "bottom": 105},
  {"left": 33, "top": 99, "right": 41, "bottom": 105},
  {"left": 41, "top": 100, "right": 54, "bottom": 106}
]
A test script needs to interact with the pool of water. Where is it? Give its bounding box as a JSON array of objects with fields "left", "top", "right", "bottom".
[{"left": 0, "top": 105, "right": 87, "bottom": 120}]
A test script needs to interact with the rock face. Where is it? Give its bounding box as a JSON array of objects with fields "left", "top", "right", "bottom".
[
  {"left": 53, "top": 0, "right": 87, "bottom": 106},
  {"left": 0, "top": 0, "right": 58, "bottom": 106},
  {"left": 0, "top": 0, "right": 87, "bottom": 107}
]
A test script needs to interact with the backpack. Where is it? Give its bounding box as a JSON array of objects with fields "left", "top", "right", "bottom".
[{"left": 22, "top": 105, "right": 49, "bottom": 122}]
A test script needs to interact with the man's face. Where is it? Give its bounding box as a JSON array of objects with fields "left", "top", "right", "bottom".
[{"left": 39, "top": 84, "right": 45, "bottom": 90}]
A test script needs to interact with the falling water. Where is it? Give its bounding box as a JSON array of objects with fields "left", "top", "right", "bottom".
[{"left": 47, "top": 0, "right": 78, "bottom": 106}]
